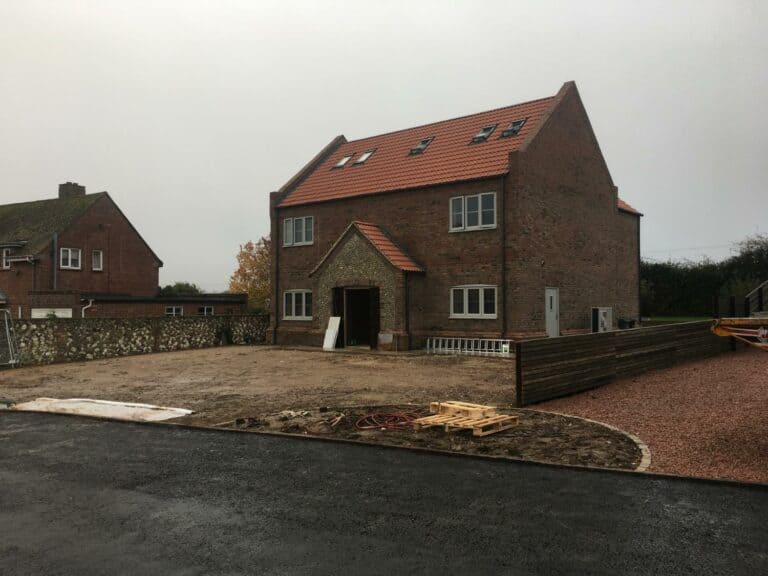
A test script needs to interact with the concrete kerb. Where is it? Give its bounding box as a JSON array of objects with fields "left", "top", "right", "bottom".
[
  {"left": 6, "top": 409, "right": 766, "bottom": 491},
  {"left": 526, "top": 408, "right": 652, "bottom": 472}
]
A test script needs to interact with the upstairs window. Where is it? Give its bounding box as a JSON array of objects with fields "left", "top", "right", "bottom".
[
  {"left": 165, "top": 306, "right": 183, "bottom": 317},
  {"left": 471, "top": 124, "right": 497, "bottom": 143},
  {"left": 450, "top": 285, "right": 497, "bottom": 319},
  {"left": 60, "top": 247, "right": 81, "bottom": 270},
  {"left": 501, "top": 117, "right": 528, "bottom": 138},
  {"left": 333, "top": 154, "right": 353, "bottom": 168},
  {"left": 409, "top": 137, "right": 433, "bottom": 155},
  {"left": 197, "top": 306, "right": 214, "bottom": 316},
  {"left": 354, "top": 149, "right": 375, "bottom": 164},
  {"left": 283, "top": 216, "right": 314, "bottom": 246},
  {"left": 92, "top": 250, "right": 103, "bottom": 271},
  {"left": 449, "top": 192, "right": 496, "bottom": 231},
  {"left": 1, "top": 248, "right": 9, "bottom": 269}
]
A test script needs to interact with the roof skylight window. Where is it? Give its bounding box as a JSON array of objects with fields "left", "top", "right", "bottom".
[
  {"left": 471, "top": 124, "right": 497, "bottom": 143},
  {"left": 501, "top": 117, "right": 528, "bottom": 138},
  {"left": 354, "top": 149, "right": 375, "bottom": 164},
  {"left": 409, "top": 137, "right": 434, "bottom": 156},
  {"left": 333, "top": 154, "right": 353, "bottom": 168}
]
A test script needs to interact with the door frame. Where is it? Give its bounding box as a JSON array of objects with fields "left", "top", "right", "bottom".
[{"left": 545, "top": 287, "right": 560, "bottom": 338}]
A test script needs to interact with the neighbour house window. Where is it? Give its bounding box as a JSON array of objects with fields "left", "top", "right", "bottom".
[
  {"left": 1, "top": 248, "right": 9, "bottom": 269},
  {"left": 501, "top": 117, "right": 528, "bottom": 138},
  {"left": 165, "top": 306, "right": 183, "bottom": 317},
  {"left": 333, "top": 154, "right": 353, "bottom": 168},
  {"left": 283, "top": 216, "right": 314, "bottom": 246},
  {"left": 197, "top": 306, "right": 214, "bottom": 316},
  {"left": 450, "top": 286, "right": 497, "bottom": 319},
  {"left": 283, "top": 290, "right": 312, "bottom": 320},
  {"left": 449, "top": 192, "right": 496, "bottom": 231},
  {"left": 59, "top": 247, "right": 81, "bottom": 270},
  {"left": 354, "top": 149, "right": 375, "bottom": 164},
  {"left": 471, "top": 124, "right": 497, "bottom": 143},
  {"left": 92, "top": 250, "right": 103, "bottom": 271}
]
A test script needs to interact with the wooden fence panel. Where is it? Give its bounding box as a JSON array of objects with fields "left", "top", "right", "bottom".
[{"left": 515, "top": 321, "right": 732, "bottom": 406}]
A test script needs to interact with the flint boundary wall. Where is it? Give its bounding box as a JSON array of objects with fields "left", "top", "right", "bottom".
[
  {"left": 514, "top": 321, "right": 734, "bottom": 406},
  {"left": 11, "top": 315, "right": 269, "bottom": 366}
]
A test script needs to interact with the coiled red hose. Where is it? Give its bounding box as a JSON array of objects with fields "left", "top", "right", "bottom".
[{"left": 355, "top": 411, "right": 421, "bottom": 430}]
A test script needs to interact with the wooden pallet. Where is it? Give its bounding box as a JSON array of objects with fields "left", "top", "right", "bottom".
[
  {"left": 429, "top": 401, "right": 498, "bottom": 419},
  {"left": 413, "top": 402, "right": 518, "bottom": 437}
]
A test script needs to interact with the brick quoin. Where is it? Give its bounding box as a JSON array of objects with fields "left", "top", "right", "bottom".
[{"left": 269, "top": 82, "right": 641, "bottom": 349}]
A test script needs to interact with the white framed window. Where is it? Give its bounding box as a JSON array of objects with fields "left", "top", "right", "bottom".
[
  {"left": 450, "top": 285, "right": 497, "bottom": 319},
  {"left": 197, "top": 306, "right": 214, "bottom": 316},
  {"left": 449, "top": 192, "right": 496, "bottom": 232},
  {"left": 60, "top": 247, "right": 82, "bottom": 270},
  {"left": 92, "top": 250, "right": 103, "bottom": 271},
  {"left": 1, "top": 248, "right": 10, "bottom": 269},
  {"left": 333, "top": 154, "right": 353, "bottom": 168},
  {"left": 354, "top": 149, "right": 375, "bottom": 164},
  {"left": 165, "top": 306, "right": 183, "bottom": 317},
  {"left": 283, "top": 290, "right": 312, "bottom": 320},
  {"left": 283, "top": 216, "right": 314, "bottom": 246}
]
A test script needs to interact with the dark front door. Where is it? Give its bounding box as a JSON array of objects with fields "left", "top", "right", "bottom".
[{"left": 345, "top": 289, "right": 371, "bottom": 347}]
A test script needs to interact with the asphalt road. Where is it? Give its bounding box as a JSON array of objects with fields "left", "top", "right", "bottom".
[{"left": 0, "top": 412, "right": 766, "bottom": 575}]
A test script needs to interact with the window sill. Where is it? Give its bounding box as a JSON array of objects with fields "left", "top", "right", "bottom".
[
  {"left": 448, "top": 225, "right": 497, "bottom": 233},
  {"left": 283, "top": 316, "right": 313, "bottom": 321},
  {"left": 59, "top": 267, "right": 82, "bottom": 271},
  {"left": 283, "top": 242, "right": 314, "bottom": 248},
  {"left": 449, "top": 314, "right": 498, "bottom": 320}
]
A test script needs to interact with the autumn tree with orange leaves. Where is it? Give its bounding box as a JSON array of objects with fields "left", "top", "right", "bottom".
[{"left": 229, "top": 236, "right": 271, "bottom": 311}]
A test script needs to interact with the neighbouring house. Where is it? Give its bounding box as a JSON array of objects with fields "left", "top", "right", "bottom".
[
  {"left": 0, "top": 182, "right": 246, "bottom": 318},
  {"left": 270, "top": 81, "right": 642, "bottom": 350}
]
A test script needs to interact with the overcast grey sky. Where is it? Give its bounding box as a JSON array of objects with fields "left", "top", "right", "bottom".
[{"left": 2, "top": 1, "right": 766, "bottom": 290}]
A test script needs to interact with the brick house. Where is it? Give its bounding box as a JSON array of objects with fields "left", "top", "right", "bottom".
[
  {"left": 270, "top": 81, "right": 641, "bottom": 350},
  {"left": 0, "top": 183, "right": 245, "bottom": 318}
]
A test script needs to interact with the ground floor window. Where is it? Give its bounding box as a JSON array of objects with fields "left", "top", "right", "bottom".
[
  {"left": 165, "top": 306, "right": 183, "bottom": 317},
  {"left": 284, "top": 290, "right": 312, "bottom": 320},
  {"left": 197, "top": 306, "right": 214, "bottom": 316},
  {"left": 450, "top": 285, "right": 497, "bottom": 319}
]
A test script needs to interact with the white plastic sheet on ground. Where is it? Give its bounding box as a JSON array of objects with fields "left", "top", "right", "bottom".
[{"left": 10, "top": 398, "right": 192, "bottom": 422}]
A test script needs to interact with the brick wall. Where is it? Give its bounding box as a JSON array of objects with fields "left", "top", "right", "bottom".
[
  {"left": 506, "top": 86, "right": 640, "bottom": 337},
  {"left": 11, "top": 314, "right": 269, "bottom": 366}
]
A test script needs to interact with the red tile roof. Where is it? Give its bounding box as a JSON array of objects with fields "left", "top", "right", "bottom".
[
  {"left": 279, "top": 95, "right": 557, "bottom": 207},
  {"left": 617, "top": 198, "right": 642, "bottom": 216},
  {"left": 311, "top": 221, "right": 424, "bottom": 275},
  {"left": 353, "top": 221, "right": 424, "bottom": 273}
]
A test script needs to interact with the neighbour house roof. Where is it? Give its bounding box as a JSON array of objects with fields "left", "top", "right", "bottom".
[
  {"left": 311, "top": 221, "right": 424, "bottom": 276},
  {"left": 278, "top": 81, "right": 641, "bottom": 217},
  {"left": 0, "top": 193, "right": 106, "bottom": 256},
  {"left": 0, "top": 191, "right": 163, "bottom": 265}
]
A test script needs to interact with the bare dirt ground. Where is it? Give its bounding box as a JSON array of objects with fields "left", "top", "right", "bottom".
[
  {"left": 0, "top": 347, "right": 516, "bottom": 421},
  {"left": 540, "top": 347, "right": 768, "bottom": 483}
]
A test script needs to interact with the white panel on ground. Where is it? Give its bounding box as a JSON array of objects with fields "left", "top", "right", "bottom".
[
  {"left": 323, "top": 316, "right": 341, "bottom": 350},
  {"left": 10, "top": 398, "right": 193, "bottom": 421}
]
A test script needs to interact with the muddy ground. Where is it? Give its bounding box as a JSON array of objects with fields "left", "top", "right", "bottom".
[{"left": 214, "top": 404, "right": 642, "bottom": 470}]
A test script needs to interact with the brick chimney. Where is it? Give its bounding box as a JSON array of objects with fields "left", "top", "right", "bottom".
[{"left": 58, "top": 182, "right": 86, "bottom": 199}]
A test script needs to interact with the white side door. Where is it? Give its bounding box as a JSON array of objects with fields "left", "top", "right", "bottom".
[{"left": 545, "top": 287, "right": 560, "bottom": 338}]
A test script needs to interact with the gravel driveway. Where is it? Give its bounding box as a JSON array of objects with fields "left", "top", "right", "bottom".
[{"left": 539, "top": 348, "right": 768, "bottom": 483}]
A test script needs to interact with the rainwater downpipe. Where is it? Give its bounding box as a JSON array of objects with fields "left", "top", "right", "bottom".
[
  {"left": 81, "top": 299, "right": 94, "bottom": 318},
  {"left": 52, "top": 232, "right": 58, "bottom": 289}
]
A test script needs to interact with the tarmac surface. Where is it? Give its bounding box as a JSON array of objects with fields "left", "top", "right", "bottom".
[{"left": 1, "top": 412, "right": 766, "bottom": 575}]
